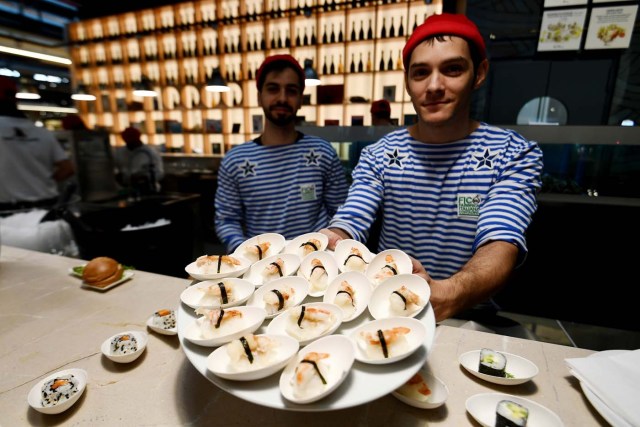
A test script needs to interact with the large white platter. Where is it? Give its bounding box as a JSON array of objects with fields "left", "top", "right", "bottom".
[{"left": 178, "top": 295, "right": 435, "bottom": 411}]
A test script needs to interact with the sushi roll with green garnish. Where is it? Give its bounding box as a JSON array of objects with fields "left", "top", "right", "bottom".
[
  {"left": 479, "top": 348, "right": 507, "bottom": 377},
  {"left": 495, "top": 400, "right": 528, "bottom": 427}
]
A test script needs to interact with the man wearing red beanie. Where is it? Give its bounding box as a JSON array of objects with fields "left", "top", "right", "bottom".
[
  {"left": 322, "top": 14, "right": 543, "bottom": 325},
  {"left": 215, "top": 55, "right": 348, "bottom": 252},
  {"left": 370, "top": 99, "right": 393, "bottom": 126},
  {"left": 113, "top": 126, "right": 164, "bottom": 194}
]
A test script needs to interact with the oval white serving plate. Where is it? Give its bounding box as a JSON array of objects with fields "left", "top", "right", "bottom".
[
  {"left": 146, "top": 309, "right": 177, "bottom": 336},
  {"left": 349, "top": 317, "right": 426, "bottom": 365},
  {"left": 27, "top": 368, "right": 88, "bottom": 415},
  {"left": 368, "top": 274, "right": 430, "bottom": 320},
  {"left": 207, "top": 333, "right": 299, "bottom": 381},
  {"left": 279, "top": 335, "right": 355, "bottom": 404},
  {"left": 244, "top": 253, "right": 302, "bottom": 287},
  {"left": 267, "top": 302, "right": 343, "bottom": 346},
  {"left": 466, "top": 393, "right": 564, "bottom": 427},
  {"left": 185, "top": 255, "right": 251, "bottom": 281},
  {"left": 297, "top": 250, "right": 339, "bottom": 297},
  {"left": 180, "top": 278, "right": 255, "bottom": 309},
  {"left": 183, "top": 306, "right": 267, "bottom": 347},
  {"left": 233, "top": 233, "right": 286, "bottom": 264},
  {"left": 459, "top": 349, "right": 539, "bottom": 385},
  {"left": 334, "top": 239, "right": 374, "bottom": 273},
  {"left": 392, "top": 368, "right": 449, "bottom": 409},
  {"left": 365, "top": 249, "right": 413, "bottom": 286},
  {"left": 283, "top": 232, "right": 329, "bottom": 257},
  {"left": 245, "top": 276, "right": 309, "bottom": 319},
  {"left": 323, "top": 271, "right": 373, "bottom": 322},
  {"left": 101, "top": 330, "right": 148, "bottom": 363}
]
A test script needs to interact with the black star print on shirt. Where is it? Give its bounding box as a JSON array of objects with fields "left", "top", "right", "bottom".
[
  {"left": 239, "top": 159, "right": 257, "bottom": 177},
  {"left": 473, "top": 149, "right": 497, "bottom": 170},
  {"left": 304, "top": 149, "right": 321, "bottom": 166},
  {"left": 385, "top": 148, "right": 406, "bottom": 168}
]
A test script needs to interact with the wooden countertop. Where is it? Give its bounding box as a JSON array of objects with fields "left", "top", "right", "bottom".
[{"left": 0, "top": 245, "right": 605, "bottom": 426}]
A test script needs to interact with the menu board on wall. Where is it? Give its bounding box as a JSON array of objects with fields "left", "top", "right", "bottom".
[
  {"left": 538, "top": 8, "right": 588, "bottom": 51},
  {"left": 584, "top": 5, "right": 638, "bottom": 49},
  {"left": 544, "top": 0, "right": 587, "bottom": 7}
]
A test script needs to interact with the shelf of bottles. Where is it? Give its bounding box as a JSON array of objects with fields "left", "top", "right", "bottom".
[{"left": 68, "top": 0, "right": 442, "bottom": 154}]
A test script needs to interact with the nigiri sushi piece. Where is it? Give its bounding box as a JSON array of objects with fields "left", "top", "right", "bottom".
[
  {"left": 286, "top": 306, "right": 335, "bottom": 341},
  {"left": 262, "top": 258, "right": 285, "bottom": 282},
  {"left": 291, "top": 352, "right": 330, "bottom": 398},
  {"left": 195, "top": 307, "right": 243, "bottom": 339},
  {"left": 300, "top": 238, "right": 321, "bottom": 256},
  {"left": 334, "top": 281, "right": 356, "bottom": 318},
  {"left": 395, "top": 373, "right": 432, "bottom": 402},
  {"left": 226, "top": 334, "right": 275, "bottom": 370},
  {"left": 263, "top": 286, "right": 295, "bottom": 315},
  {"left": 360, "top": 326, "right": 410, "bottom": 359},
  {"left": 308, "top": 258, "right": 329, "bottom": 292},
  {"left": 389, "top": 285, "right": 422, "bottom": 314},
  {"left": 196, "top": 255, "right": 242, "bottom": 274},
  {"left": 373, "top": 255, "right": 399, "bottom": 284},
  {"left": 198, "top": 281, "right": 234, "bottom": 306},
  {"left": 245, "top": 241, "right": 271, "bottom": 261},
  {"left": 343, "top": 247, "right": 368, "bottom": 272}
]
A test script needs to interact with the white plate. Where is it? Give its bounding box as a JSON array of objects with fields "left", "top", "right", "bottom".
[
  {"left": 267, "top": 302, "right": 343, "bottom": 346},
  {"left": 185, "top": 255, "right": 251, "bottom": 281},
  {"left": 322, "top": 271, "right": 373, "bottom": 322},
  {"left": 27, "top": 368, "right": 88, "bottom": 414},
  {"left": 244, "top": 253, "right": 302, "bottom": 287},
  {"left": 233, "top": 233, "right": 286, "bottom": 264},
  {"left": 180, "top": 278, "right": 255, "bottom": 309},
  {"left": 349, "top": 317, "right": 427, "bottom": 365},
  {"left": 466, "top": 393, "right": 564, "bottom": 427},
  {"left": 368, "top": 274, "right": 430, "bottom": 320},
  {"left": 283, "top": 232, "right": 329, "bottom": 257},
  {"left": 459, "top": 349, "right": 539, "bottom": 385},
  {"left": 579, "top": 350, "right": 632, "bottom": 427},
  {"left": 178, "top": 293, "right": 435, "bottom": 411},
  {"left": 146, "top": 309, "right": 177, "bottom": 335},
  {"left": 183, "top": 306, "right": 266, "bottom": 347},
  {"left": 365, "top": 249, "right": 413, "bottom": 286},
  {"left": 392, "top": 368, "right": 449, "bottom": 409},
  {"left": 101, "top": 330, "right": 148, "bottom": 363},
  {"left": 279, "top": 335, "right": 355, "bottom": 404},
  {"left": 334, "top": 239, "right": 374, "bottom": 273},
  {"left": 206, "top": 333, "right": 299, "bottom": 381},
  {"left": 80, "top": 269, "right": 134, "bottom": 291},
  {"left": 297, "top": 251, "right": 339, "bottom": 297},
  {"left": 245, "top": 276, "right": 309, "bottom": 319}
]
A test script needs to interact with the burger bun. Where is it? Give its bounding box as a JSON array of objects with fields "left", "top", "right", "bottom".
[{"left": 82, "top": 257, "right": 124, "bottom": 288}]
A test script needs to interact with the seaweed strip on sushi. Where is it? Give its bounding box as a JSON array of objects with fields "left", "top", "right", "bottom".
[
  {"left": 226, "top": 334, "right": 275, "bottom": 370},
  {"left": 198, "top": 281, "right": 235, "bottom": 306},
  {"left": 359, "top": 327, "right": 410, "bottom": 360},
  {"left": 479, "top": 348, "right": 508, "bottom": 377},
  {"left": 291, "top": 352, "right": 330, "bottom": 398},
  {"left": 496, "top": 400, "right": 529, "bottom": 427}
]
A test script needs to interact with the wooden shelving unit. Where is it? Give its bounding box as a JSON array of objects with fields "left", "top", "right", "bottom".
[{"left": 67, "top": 0, "right": 442, "bottom": 154}]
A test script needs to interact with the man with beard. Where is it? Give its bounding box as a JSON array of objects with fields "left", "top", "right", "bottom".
[
  {"left": 321, "top": 14, "right": 543, "bottom": 324},
  {"left": 215, "top": 55, "right": 348, "bottom": 252}
]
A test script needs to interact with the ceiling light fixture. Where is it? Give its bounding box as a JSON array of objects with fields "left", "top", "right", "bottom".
[
  {"left": 71, "top": 84, "right": 96, "bottom": 101},
  {"left": 303, "top": 59, "right": 321, "bottom": 87},
  {"left": 132, "top": 75, "right": 158, "bottom": 97},
  {"left": 0, "top": 45, "right": 72, "bottom": 65},
  {"left": 17, "top": 104, "right": 78, "bottom": 113}
]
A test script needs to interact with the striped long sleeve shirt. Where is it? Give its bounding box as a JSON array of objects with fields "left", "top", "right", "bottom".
[
  {"left": 215, "top": 134, "right": 349, "bottom": 252},
  {"left": 329, "top": 124, "right": 543, "bottom": 280}
]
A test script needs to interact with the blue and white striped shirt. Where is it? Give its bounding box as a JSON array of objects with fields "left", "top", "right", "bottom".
[
  {"left": 329, "top": 124, "right": 543, "bottom": 280},
  {"left": 215, "top": 134, "right": 349, "bottom": 252}
]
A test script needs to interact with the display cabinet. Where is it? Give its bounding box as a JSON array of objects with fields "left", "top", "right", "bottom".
[{"left": 67, "top": 0, "right": 443, "bottom": 154}]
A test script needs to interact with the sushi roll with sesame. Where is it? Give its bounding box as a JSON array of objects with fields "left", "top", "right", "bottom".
[
  {"left": 152, "top": 309, "right": 176, "bottom": 330},
  {"left": 110, "top": 334, "right": 138, "bottom": 355},
  {"left": 496, "top": 400, "right": 529, "bottom": 427},
  {"left": 41, "top": 374, "right": 80, "bottom": 407},
  {"left": 479, "top": 348, "right": 507, "bottom": 377}
]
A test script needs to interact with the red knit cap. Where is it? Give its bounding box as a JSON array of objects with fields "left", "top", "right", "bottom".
[
  {"left": 0, "top": 76, "right": 18, "bottom": 100},
  {"left": 402, "top": 13, "right": 486, "bottom": 71},
  {"left": 256, "top": 54, "right": 305, "bottom": 90},
  {"left": 121, "top": 127, "right": 141, "bottom": 143},
  {"left": 370, "top": 99, "right": 391, "bottom": 114}
]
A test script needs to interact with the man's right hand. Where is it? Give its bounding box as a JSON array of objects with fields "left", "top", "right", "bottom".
[{"left": 319, "top": 227, "right": 351, "bottom": 250}]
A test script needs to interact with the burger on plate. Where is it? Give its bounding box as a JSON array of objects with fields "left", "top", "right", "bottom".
[{"left": 82, "top": 257, "right": 124, "bottom": 288}]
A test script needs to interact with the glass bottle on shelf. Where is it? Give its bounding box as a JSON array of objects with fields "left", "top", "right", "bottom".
[
  {"left": 323, "top": 55, "right": 328, "bottom": 75},
  {"left": 351, "top": 22, "right": 356, "bottom": 41},
  {"left": 389, "top": 17, "right": 395, "bottom": 38},
  {"left": 398, "top": 16, "right": 404, "bottom": 37},
  {"left": 366, "top": 52, "right": 372, "bottom": 71},
  {"left": 359, "top": 20, "right": 365, "bottom": 41},
  {"left": 338, "top": 23, "right": 344, "bottom": 42},
  {"left": 396, "top": 50, "right": 402, "bottom": 70},
  {"left": 296, "top": 28, "right": 301, "bottom": 46},
  {"left": 350, "top": 53, "right": 356, "bottom": 73},
  {"left": 270, "top": 31, "right": 277, "bottom": 48},
  {"left": 247, "top": 33, "right": 253, "bottom": 52},
  {"left": 358, "top": 52, "right": 364, "bottom": 72},
  {"left": 413, "top": 14, "right": 418, "bottom": 32},
  {"left": 236, "top": 35, "right": 241, "bottom": 53},
  {"left": 278, "top": 30, "right": 284, "bottom": 48},
  {"left": 387, "top": 50, "right": 393, "bottom": 70},
  {"left": 330, "top": 23, "right": 335, "bottom": 43},
  {"left": 330, "top": 55, "right": 335, "bottom": 74},
  {"left": 379, "top": 51, "right": 385, "bottom": 71},
  {"left": 311, "top": 26, "right": 317, "bottom": 44},
  {"left": 303, "top": 27, "right": 309, "bottom": 46},
  {"left": 285, "top": 30, "right": 291, "bottom": 47},
  {"left": 338, "top": 54, "right": 344, "bottom": 73},
  {"left": 380, "top": 18, "right": 387, "bottom": 38},
  {"left": 323, "top": 24, "right": 328, "bottom": 44},
  {"left": 367, "top": 19, "right": 373, "bottom": 40}
]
